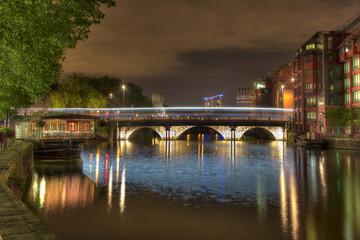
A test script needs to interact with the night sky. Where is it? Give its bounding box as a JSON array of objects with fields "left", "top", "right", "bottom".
[{"left": 63, "top": 0, "right": 360, "bottom": 107}]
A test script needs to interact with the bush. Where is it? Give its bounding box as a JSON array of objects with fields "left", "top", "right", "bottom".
[
  {"left": 0, "top": 131, "right": 5, "bottom": 144},
  {"left": 1, "top": 128, "right": 15, "bottom": 138}
]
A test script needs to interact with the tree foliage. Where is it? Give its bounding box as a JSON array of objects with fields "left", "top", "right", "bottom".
[
  {"left": 324, "top": 106, "right": 353, "bottom": 127},
  {"left": 0, "top": 0, "right": 116, "bottom": 115},
  {"left": 50, "top": 73, "right": 108, "bottom": 108},
  {"left": 50, "top": 73, "right": 153, "bottom": 108}
]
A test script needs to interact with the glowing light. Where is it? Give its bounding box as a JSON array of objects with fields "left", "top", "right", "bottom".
[
  {"left": 21, "top": 106, "right": 294, "bottom": 113},
  {"left": 120, "top": 168, "right": 126, "bottom": 214},
  {"left": 39, "top": 177, "right": 46, "bottom": 211},
  {"left": 290, "top": 175, "right": 299, "bottom": 240},
  {"left": 95, "top": 149, "right": 100, "bottom": 185},
  {"left": 116, "top": 148, "right": 120, "bottom": 184},
  {"left": 280, "top": 161, "right": 288, "bottom": 235},
  {"left": 32, "top": 173, "right": 39, "bottom": 203},
  {"left": 203, "top": 94, "right": 224, "bottom": 100},
  {"left": 108, "top": 166, "right": 113, "bottom": 213}
]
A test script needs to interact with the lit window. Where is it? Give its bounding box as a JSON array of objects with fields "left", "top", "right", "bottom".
[
  {"left": 353, "top": 57, "right": 359, "bottom": 70},
  {"left": 305, "top": 97, "right": 317, "bottom": 107},
  {"left": 344, "top": 77, "right": 350, "bottom": 90},
  {"left": 353, "top": 74, "right": 360, "bottom": 87},
  {"left": 354, "top": 90, "right": 360, "bottom": 103},
  {"left": 306, "top": 44, "right": 316, "bottom": 50},
  {"left": 305, "top": 69, "right": 312, "bottom": 76},
  {"left": 306, "top": 111, "right": 317, "bottom": 120},
  {"left": 305, "top": 83, "right": 312, "bottom": 90},
  {"left": 344, "top": 62, "right": 350, "bottom": 74},
  {"left": 69, "top": 123, "right": 77, "bottom": 131},
  {"left": 345, "top": 93, "right": 351, "bottom": 105}
]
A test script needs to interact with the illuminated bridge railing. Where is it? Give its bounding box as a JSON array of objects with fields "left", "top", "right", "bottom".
[{"left": 19, "top": 107, "right": 294, "bottom": 122}]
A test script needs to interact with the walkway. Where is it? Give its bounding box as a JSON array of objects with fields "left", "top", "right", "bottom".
[{"left": 0, "top": 141, "right": 58, "bottom": 240}]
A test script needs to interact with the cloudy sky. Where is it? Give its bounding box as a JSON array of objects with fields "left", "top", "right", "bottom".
[{"left": 63, "top": 0, "right": 360, "bottom": 106}]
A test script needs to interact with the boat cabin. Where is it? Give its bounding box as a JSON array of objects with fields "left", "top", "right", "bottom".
[{"left": 16, "top": 113, "right": 97, "bottom": 140}]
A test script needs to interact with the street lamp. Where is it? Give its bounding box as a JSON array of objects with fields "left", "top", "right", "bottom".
[{"left": 122, "top": 84, "right": 126, "bottom": 107}]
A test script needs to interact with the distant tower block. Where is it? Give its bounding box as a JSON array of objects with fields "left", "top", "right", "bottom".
[
  {"left": 152, "top": 92, "right": 165, "bottom": 107},
  {"left": 236, "top": 87, "right": 255, "bottom": 107},
  {"left": 204, "top": 94, "right": 223, "bottom": 107}
]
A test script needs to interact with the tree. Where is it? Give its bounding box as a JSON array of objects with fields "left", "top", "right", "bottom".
[
  {"left": 50, "top": 73, "right": 153, "bottom": 108},
  {"left": 0, "top": 0, "right": 116, "bottom": 115},
  {"left": 50, "top": 73, "right": 108, "bottom": 108},
  {"left": 351, "top": 106, "right": 360, "bottom": 128},
  {"left": 324, "top": 106, "right": 352, "bottom": 127},
  {"left": 324, "top": 105, "right": 353, "bottom": 135}
]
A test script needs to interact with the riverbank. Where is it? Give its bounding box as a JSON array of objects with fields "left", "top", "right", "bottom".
[
  {"left": 0, "top": 141, "right": 58, "bottom": 240},
  {"left": 324, "top": 136, "right": 360, "bottom": 150}
]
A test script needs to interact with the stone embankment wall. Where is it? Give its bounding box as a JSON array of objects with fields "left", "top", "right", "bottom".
[
  {"left": 324, "top": 137, "right": 360, "bottom": 150},
  {"left": 0, "top": 141, "right": 58, "bottom": 240}
]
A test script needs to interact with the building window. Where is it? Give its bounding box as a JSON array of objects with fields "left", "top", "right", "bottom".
[
  {"left": 299, "top": 99, "right": 302, "bottom": 108},
  {"left": 328, "top": 37, "right": 332, "bottom": 49},
  {"left": 306, "top": 97, "right": 317, "bottom": 107},
  {"left": 344, "top": 77, "right": 351, "bottom": 89},
  {"left": 328, "top": 55, "right": 333, "bottom": 63},
  {"left": 294, "top": 87, "right": 297, "bottom": 97},
  {"left": 306, "top": 44, "right": 315, "bottom": 50},
  {"left": 305, "top": 83, "right": 313, "bottom": 90},
  {"left": 330, "top": 85, "right": 334, "bottom": 94},
  {"left": 345, "top": 93, "right": 351, "bottom": 105},
  {"left": 344, "top": 62, "right": 350, "bottom": 74},
  {"left": 305, "top": 69, "right": 312, "bottom": 76},
  {"left": 353, "top": 57, "right": 359, "bottom": 70},
  {"left": 306, "top": 111, "right": 317, "bottom": 120},
  {"left": 305, "top": 55, "right": 312, "bottom": 62},
  {"left": 329, "top": 69, "right": 334, "bottom": 80},
  {"left": 354, "top": 90, "right": 360, "bottom": 103},
  {"left": 295, "top": 100, "right": 298, "bottom": 108},
  {"left": 353, "top": 74, "right": 360, "bottom": 87},
  {"left": 340, "top": 47, "right": 344, "bottom": 55},
  {"left": 69, "top": 123, "right": 77, "bottom": 131},
  {"left": 299, "top": 86, "right": 302, "bottom": 95}
]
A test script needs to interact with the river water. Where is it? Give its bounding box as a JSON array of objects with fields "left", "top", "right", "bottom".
[{"left": 23, "top": 140, "right": 360, "bottom": 240}]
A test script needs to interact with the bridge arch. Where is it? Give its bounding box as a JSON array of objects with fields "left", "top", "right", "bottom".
[
  {"left": 119, "top": 126, "right": 166, "bottom": 140},
  {"left": 175, "top": 126, "right": 225, "bottom": 140},
  {"left": 236, "top": 126, "right": 284, "bottom": 140}
]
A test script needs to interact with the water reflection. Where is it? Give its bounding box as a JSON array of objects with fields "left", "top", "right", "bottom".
[
  {"left": 22, "top": 141, "right": 360, "bottom": 240},
  {"left": 24, "top": 161, "right": 95, "bottom": 215},
  {"left": 120, "top": 168, "right": 126, "bottom": 215}
]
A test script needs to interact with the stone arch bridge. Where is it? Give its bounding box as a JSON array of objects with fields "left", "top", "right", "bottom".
[
  {"left": 117, "top": 125, "right": 286, "bottom": 141},
  {"left": 19, "top": 107, "right": 292, "bottom": 141}
]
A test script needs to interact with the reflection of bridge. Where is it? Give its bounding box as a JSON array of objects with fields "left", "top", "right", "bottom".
[{"left": 21, "top": 107, "right": 293, "bottom": 141}]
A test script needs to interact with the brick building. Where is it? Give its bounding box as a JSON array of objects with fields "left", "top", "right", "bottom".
[
  {"left": 292, "top": 31, "right": 343, "bottom": 134},
  {"left": 292, "top": 14, "right": 360, "bottom": 137},
  {"left": 340, "top": 17, "right": 360, "bottom": 108}
]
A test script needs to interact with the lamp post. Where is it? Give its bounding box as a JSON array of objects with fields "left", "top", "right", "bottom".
[{"left": 122, "top": 84, "right": 126, "bottom": 107}]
